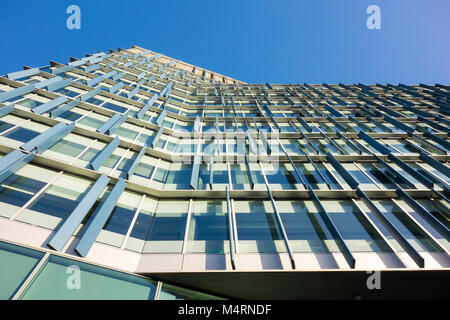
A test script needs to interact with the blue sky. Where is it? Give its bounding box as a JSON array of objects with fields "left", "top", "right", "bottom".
[{"left": 0, "top": 0, "right": 449, "bottom": 84}]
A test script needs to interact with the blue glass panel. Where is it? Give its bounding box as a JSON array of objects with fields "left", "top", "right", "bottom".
[
  {"left": 16, "top": 99, "right": 43, "bottom": 110},
  {"left": 0, "top": 120, "right": 15, "bottom": 134},
  {"left": 103, "top": 205, "right": 135, "bottom": 235},
  {"left": 0, "top": 241, "right": 44, "bottom": 300},
  {"left": 147, "top": 216, "right": 186, "bottom": 240},
  {"left": 53, "top": 87, "right": 79, "bottom": 98},
  {"left": 279, "top": 201, "right": 329, "bottom": 252},
  {"left": 165, "top": 165, "right": 191, "bottom": 189},
  {"left": 0, "top": 172, "right": 47, "bottom": 213},
  {"left": 20, "top": 255, "right": 157, "bottom": 300},
  {"left": 3, "top": 127, "right": 40, "bottom": 143}
]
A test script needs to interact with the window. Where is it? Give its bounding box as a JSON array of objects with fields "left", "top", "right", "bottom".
[
  {"left": 15, "top": 172, "right": 92, "bottom": 230},
  {"left": 19, "top": 255, "right": 157, "bottom": 300},
  {"left": 186, "top": 200, "right": 229, "bottom": 253},
  {"left": 323, "top": 200, "right": 391, "bottom": 252},
  {"left": 0, "top": 164, "right": 59, "bottom": 219},
  {"left": 234, "top": 200, "right": 286, "bottom": 253},
  {"left": 0, "top": 241, "right": 44, "bottom": 300},
  {"left": 143, "top": 200, "right": 188, "bottom": 253},
  {"left": 230, "top": 163, "right": 250, "bottom": 190},
  {"left": 124, "top": 196, "right": 158, "bottom": 252},
  {"left": 164, "top": 164, "right": 192, "bottom": 190},
  {"left": 42, "top": 133, "right": 90, "bottom": 164},
  {"left": 363, "top": 200, "right": 443, "bottom": 252},
  {"left": 263, "top": 163, "right": 299, "bottom": 190},
  {"left": 97, "top": 191, "right": 142, "bottom": 247}
]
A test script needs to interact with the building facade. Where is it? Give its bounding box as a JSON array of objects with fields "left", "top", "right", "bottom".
[{"left": 0, "top": 45, "right": 448, "bottom": 299}]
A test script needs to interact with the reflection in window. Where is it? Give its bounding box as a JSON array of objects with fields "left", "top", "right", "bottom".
[
  {"left": 186, "top": 200, "right": 229, "bottom": 253},
  {"left": 143, "top": 200, "right": 188, "bottom": 253},
  {"left": 0, "top": 241, "right": 44, "bottom": 300},
  {"left": 235, "top": 200, "right": 286, "bottom": 253},
  {"left": 369, "top": 200, "right": 443, "bottom": 252},
  {"left": 20, "top": 255, "right": 157, "bottom": 300}
]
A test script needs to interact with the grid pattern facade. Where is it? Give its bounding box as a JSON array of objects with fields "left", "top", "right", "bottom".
[{"left": 0, "top": 46, "right": 449, "bottom": 289}]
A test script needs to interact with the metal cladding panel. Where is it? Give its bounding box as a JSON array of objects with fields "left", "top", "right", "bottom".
[
  {"left": 136, "top": 79, "right": 146, "bottom": 88},
  {"left": 194, "top": 116, "right": 201, "bottom": 132},
  {"left": 84, "top": 64, "right": 100, "bottom": 73},
  {"left": 6, "top": 68, "right": 40, "bottom": 80},
  {"left": 418, "top": 116, "right": 449, "bottom": 133},
  {"left": 247, "top": 131, "right": 258, "bottom": 155},
  {"left": 190, "top": 154, "right": 201, "bottom": 190},
  {"left": 326, "top": 153, "right": 359, "bottom": 189},
  {"left": 150, "top": 53, "right": 162, "bottom": 61},
  {"left": 357, "top": 131, "right": 391, "bottom": 155},
  {"left": 31, "top": 96, "right": 68, "bottom": 115},
  {"left": 388, "top": 154, "right": 435, "bottom": 189},
  {"left": 47, "top": 78, "right": 74, "bottom": 92},
  {"left": 423, "top": 130, "right": 450, "bottom": 151},
  {"left": 96, "top": 113, "right": 121, "bottom": 134},
  {"left": 47, "top": 174, "right": 110, "bottom": 252},
  {"left": 259, "top": 130, "right": 271, "bottom": 155},
  {"left": 156, "top": 109, "right": 168, "bottom": 126},
  {"left": 396, "top": 188, "right": 450, "bottom": 240},
  {"left": 52, "top": 65, "right": 74, "bottom": 75},
  {"left": 127, "top": 87, "right": 139, "bottom": 99},
  {"left": 0, "top": 149, "right": 29, "bottom": 174},
  {"left": 332, "top": 95, "right": 347, "bottom": 106},
  {"left": 308, "top": 187, "right": 356, "bottom": 269},
  {"left": 263, "top": 105, "right": 273, "bottom": 117},
  {"left": 135, "top": 103, "right": 151, "bottom": 120},
  {"left": 0, "top": 104, "right": 15, "bottom": 117},
  {"left": 86, "top": 75, "right": 105, "bottom": 87},
  {"left": 324, "top": 104, "right": 345, "bottom": 117},
  {"left": 87, "top": 57, "right": 104, "bottom": 65},
  {"left": 34, "top": 76, "right": 63, "bottom": 89},
  {"left": 89, "top": 137, "right": 121, "bottom": 171},
  {"left": 74, "top": 178, "right": 127, "bottom": 257},
  {"left": 419, "top": 152, "right": 450, "bottom": 177},
  {"left": 108, "top": 82, "right": 124, "bottom": 94},
  {"left": 384, "top": 115, "right": 415, "bottom": 133},
  {"left": 0, "top": 150, "right": 34, "bottom": 184},
  {"left": 0, "top": 84, "right": 35, "bottom": 103},
  {"left": 68, "top": 59, "right": 86, "bottom": 67},
  {"left": 126, "top": 145, "right": 147, "bottom": 179},
  {"left": 50, "top": 99, "right": 80, "bottom": 118},
  {"left": 80, "top": 88, "right": 101, "bottom": 102},
  {"left": 151, "top": 127, "right": 164, "bottom": 148},
  {"left": 35, "top": 123, "right": 75, "bottom": 154},
  {"left": 112, "top": 72, "right": 126, "bottom": 81},
  {"left": 356, "top": 187, "right": 425, "bottom": 268},
  {"left": 107, "top": 114, "right": 128, "bottom": 135},
  {"left": 20, "top": 122, "right": 73, "bottom": 154},
  {"left": 209, "top": 155, "right": 214, "bottom": 187},
  {"left": 225, "top": 186, "right": 235, "bottom": 269}
]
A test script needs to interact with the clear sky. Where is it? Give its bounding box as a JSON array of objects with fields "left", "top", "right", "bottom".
[{"left": 0, "top": 0, "right": 449, "bottom": 84}]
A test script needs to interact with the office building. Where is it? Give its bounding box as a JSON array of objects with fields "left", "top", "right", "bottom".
[{"left": 0, "top": 45, "right": 449, "bottom": 299}]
